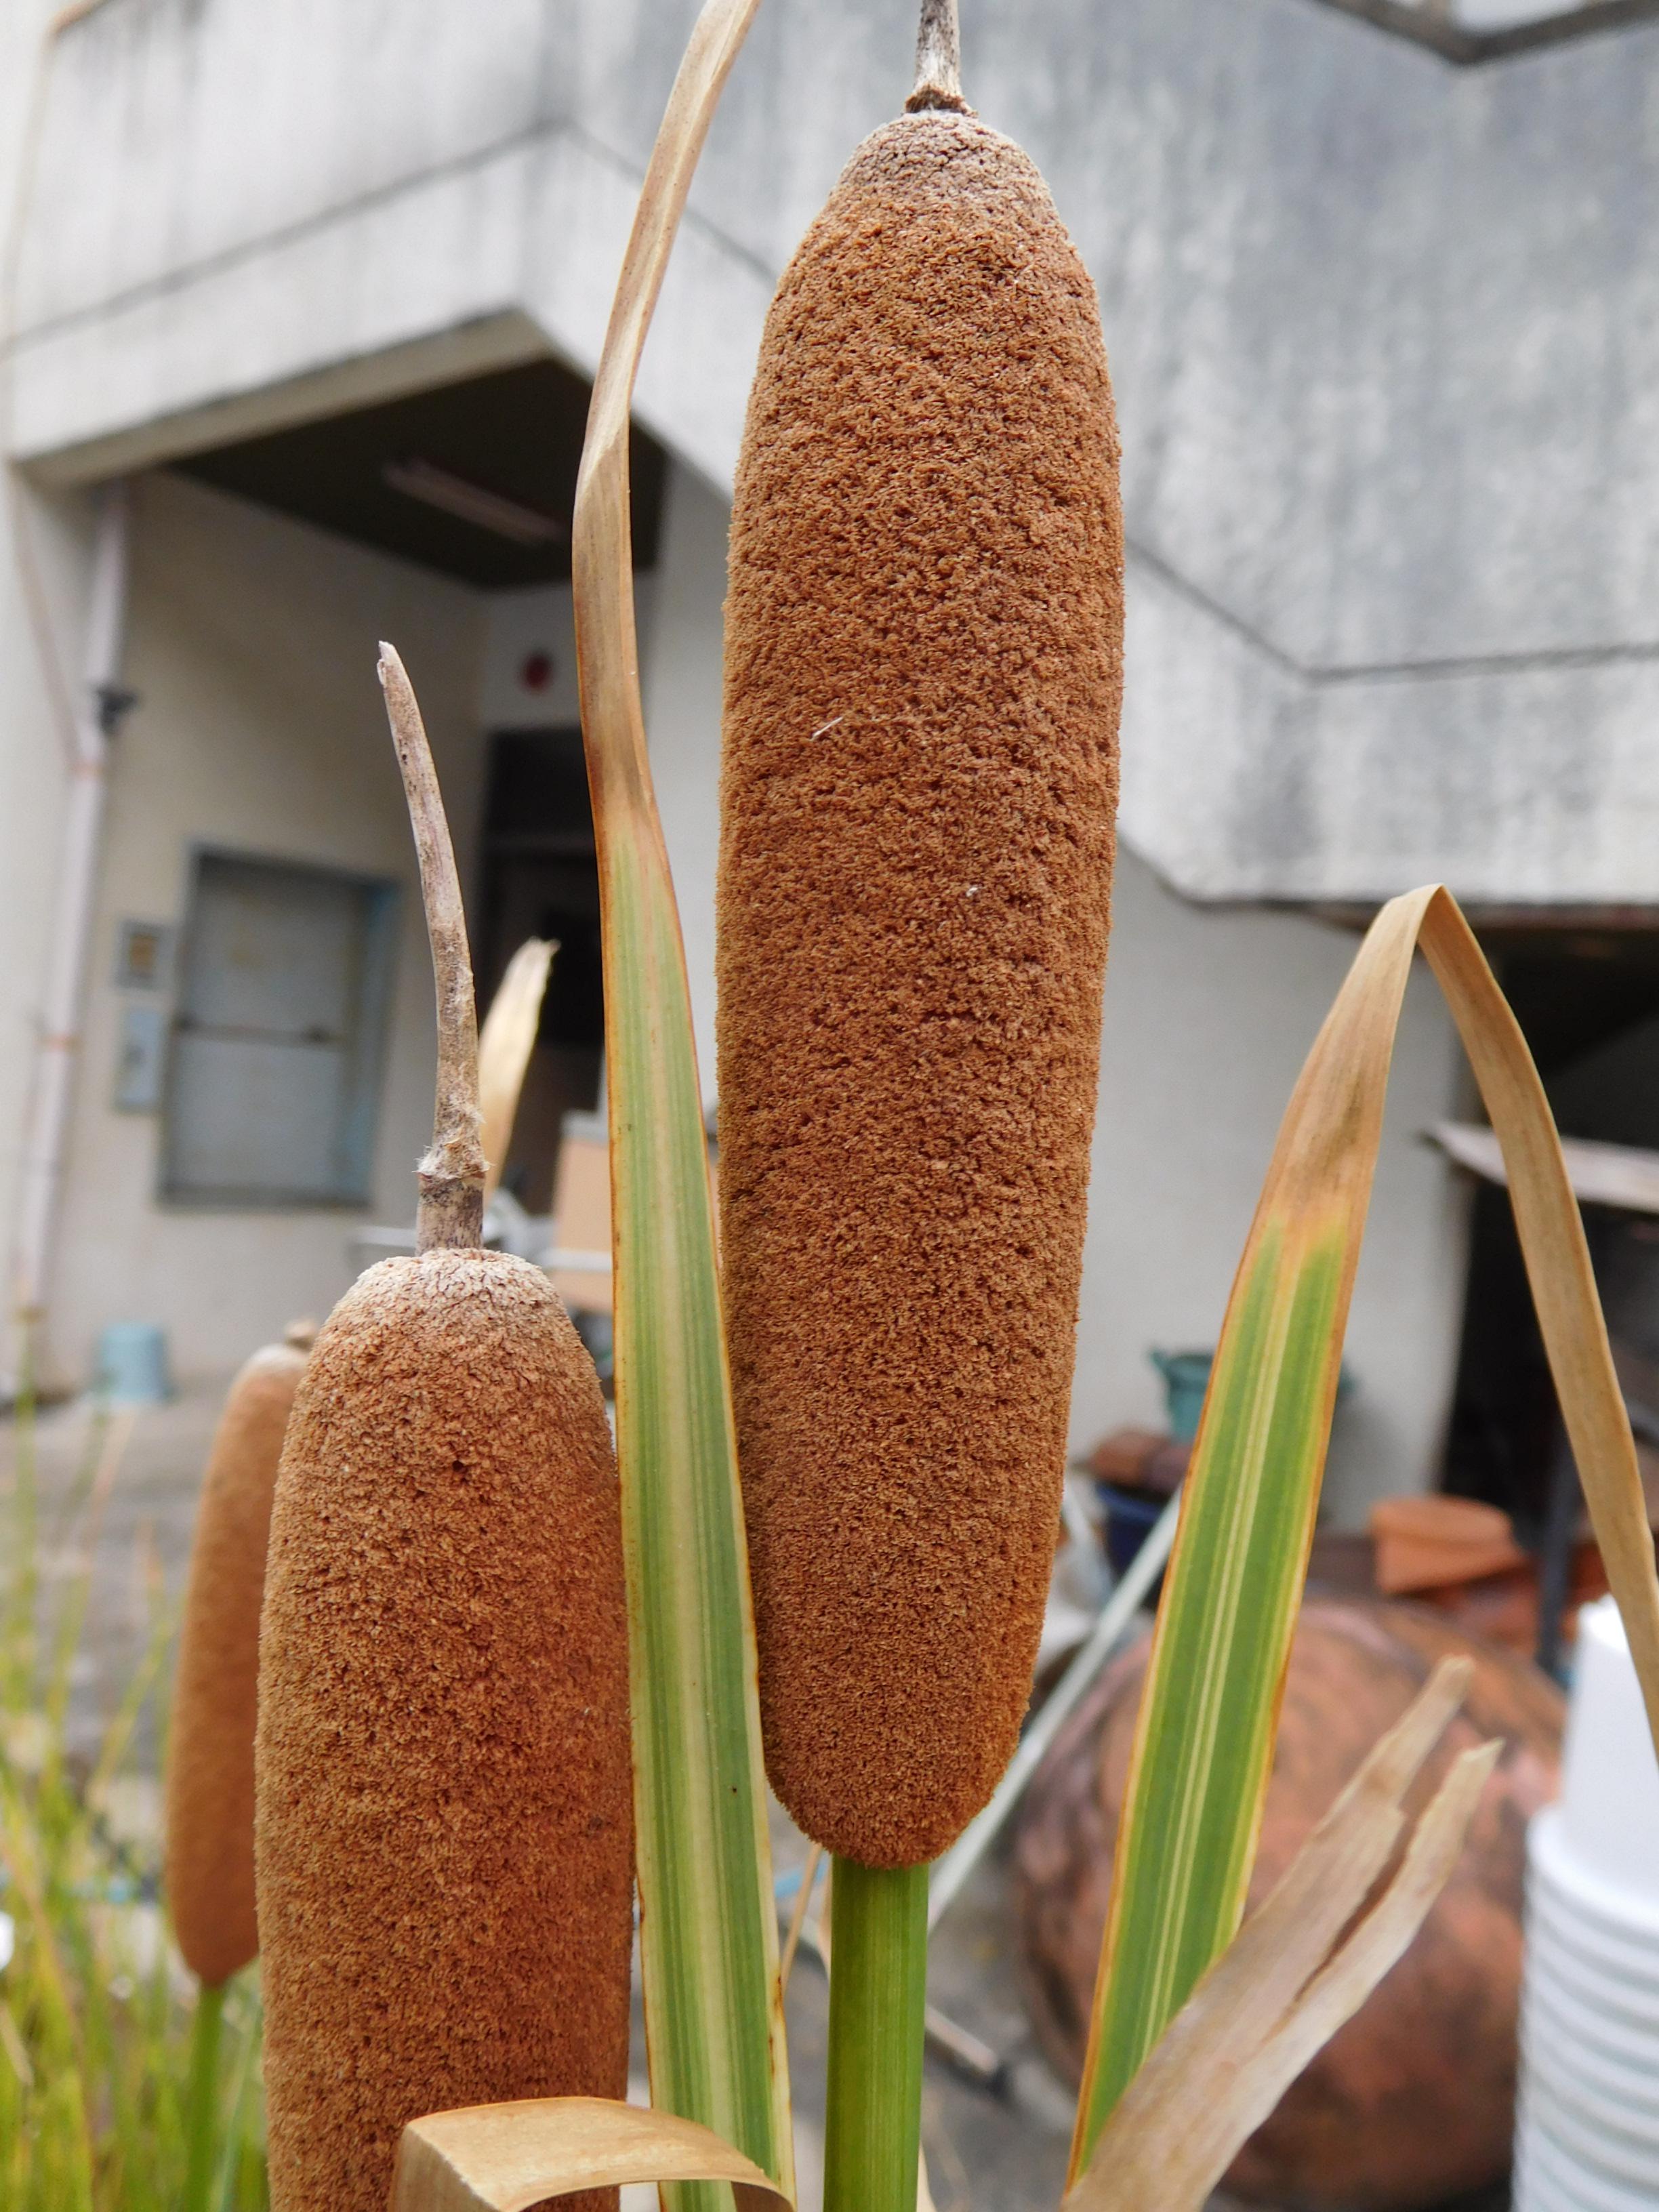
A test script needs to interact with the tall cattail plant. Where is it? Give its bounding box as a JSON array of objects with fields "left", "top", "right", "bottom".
[
  {"left": 164, "top": 1321, "right": 313, "bottom": 2212},
  {"left": 716, "top": 5, "right": 1121, "bottom": 2200},
  {"left": 229, "top": 7, "right": 1659, "bottom": 2212},
  {"left": 253, "top": 651, "right": 634, "bottom": 2212}
]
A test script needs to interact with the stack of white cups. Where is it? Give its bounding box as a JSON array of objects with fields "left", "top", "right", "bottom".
[{"left": 1515, "top": 1596, "right": 1659, "bottom": 2211}]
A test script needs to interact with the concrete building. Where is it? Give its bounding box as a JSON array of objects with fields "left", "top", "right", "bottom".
[{"left": 3, "top": 0, "right": 1658, "bottom": 1528}]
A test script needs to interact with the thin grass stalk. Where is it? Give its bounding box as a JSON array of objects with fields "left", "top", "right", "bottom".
[
  {"left": 209, "top": 1989, "right": 264, "bottom": 2212},
  {"left": 1071, "top": 882, "right": 1659, "bottom": 2172},
  {"left": 823, "top": 1863, "right": 928, "bottom": 2212},
  {"left": 180, "top": 1980, "right": 225, "bottom": 2212},
  {"left": 86, "top": 1551, "right": 173, "bottom": 1805},
  {"left": 778, "top": 1843, "right": 823, "bottom": 1996},
  {"left": 0, "top": 1374, "right": 264, "bottom": 2211},
  {"left": 569, "top": 1, "right": 790, "bottom": 2203},
  {"left": 5, "top": 1328, "right": 40, "bottom": 1705}
]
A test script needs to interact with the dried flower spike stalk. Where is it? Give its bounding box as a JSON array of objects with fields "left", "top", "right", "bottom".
[
  {"left": 718, "top": 69, "right": 1124, "bottom": 1870},
  {"left": 165, "top": 1319, "right": 314, "bottom": 1988},
  {"left": 255, "top": 647, "right": 634, "bottom": 2212}
]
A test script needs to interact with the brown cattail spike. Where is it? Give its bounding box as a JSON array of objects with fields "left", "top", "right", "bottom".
[
  {"left": 718, "top": 108, "right": 1123, "bottom": 1870},
  {"left": 255, "top": 1254, "right": 632, "bottom": 2212},
  {"left": 165, "top": 1326, "right": 314, "bottom": 1987},
  {"left": 255, "top": 651, "right": 633, "bottom": 2212}
]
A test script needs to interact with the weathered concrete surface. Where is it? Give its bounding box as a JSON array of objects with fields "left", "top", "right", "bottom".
[{"left": 9, "top": 0, "right": 1659, "bottom": 906}]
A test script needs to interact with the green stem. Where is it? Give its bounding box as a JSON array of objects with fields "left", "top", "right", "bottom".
[
  {"left": 823, "top": 1860, "right": 928, "bottom": 2212},
  {"left": 181, "top": 1978, "right": 224, "bottom": 2212}
]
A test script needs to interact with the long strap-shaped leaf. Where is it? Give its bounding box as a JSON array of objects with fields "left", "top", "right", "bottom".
[
  {"left": 570, "top": 4, "right": 792, "bottom": 2207},
  {"left": 1067, "top": 1659, "right": 1491, "bottom": 2212},
  {"left": 1070, "top": 884, "right": 1659, "bottom": 2173}
]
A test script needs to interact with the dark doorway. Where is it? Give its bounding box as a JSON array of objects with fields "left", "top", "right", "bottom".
[
  {"left": 475, "top": 726, "right": 603, "bottom": 1212},
  {"left": 1443, "top": 930, "right": 1659, "bottom": 1534},
  {"left": 173, "top": 356, "right": 665, "bottom": 589}
]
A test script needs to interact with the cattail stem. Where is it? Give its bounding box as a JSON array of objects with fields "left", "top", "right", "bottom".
[
  {"left": 823, "top": 1860, "right": 929, "bottom": 2212},
  {"left": 180, "top": 1977, "right": 225, "bottom": 2212},
  {"left": 906, "top": 0, "right": 966, "bottom": 112},
  {"left": 378, "top": 644, "right": 485, "bottom": 1250}
]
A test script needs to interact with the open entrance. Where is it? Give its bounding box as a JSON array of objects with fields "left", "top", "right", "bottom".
[
  {"left": 162, "top": 350, "right": 668, "bottom": 1221},
  {"left": 1442, "top": 926, "right": 1659, "bottom": 1536},
  {"left": 474, "top": 726, "right": 603, "bottom": 1213}
]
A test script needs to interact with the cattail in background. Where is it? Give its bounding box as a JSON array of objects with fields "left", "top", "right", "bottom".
[
  {"left": 165, "top": 1319, "right": 314, "bottom": 1988},
  {"left": 718, "top": 4, "right": 1124, "bottom": 1877},
  {"left": 166, "top": 1319, "right": 314, "bottom": 2212},
  {"left": 255, "top": 647, "right": 633, "bottom": 2212}
]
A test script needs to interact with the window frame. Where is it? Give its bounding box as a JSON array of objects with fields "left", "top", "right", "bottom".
[{"left": 158, "top": 844, "right": 401, "bottom": 1212}]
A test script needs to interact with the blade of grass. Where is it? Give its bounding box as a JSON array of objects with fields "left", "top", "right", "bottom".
[
  {"left": 569, "top": 1, "right": 790, "bottom": 2205},
  {"left": 1070, "top": 883, "right": 1659, "bottom": 2173},
  {"left": 0, "top": 1359, "right": 267, "bottom": 2211},
  {"left": 4, "top": 1331, "right": 41, "bottom": 1705},
  {"left": 779, "top": 1843, "right": 823, "bottom": 1996},
  {"left": 209, "top": 1984, "right": 264, "bottom": 2212}
]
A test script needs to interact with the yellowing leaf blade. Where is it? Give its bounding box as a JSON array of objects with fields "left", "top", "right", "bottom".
[
  {"left": 570, "top": 3, "right": 790, "bottom": 2206},
  {"left": 1071, "top": 884, "right": 1659, "bottom": 2177}
]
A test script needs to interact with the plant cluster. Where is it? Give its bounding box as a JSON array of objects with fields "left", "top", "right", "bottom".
[{"left": 7, "top": 8, "right": 1659, "bottom": 2212}]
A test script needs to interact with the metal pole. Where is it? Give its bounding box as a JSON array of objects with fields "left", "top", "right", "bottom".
[
  {"left": 12, "top": 480, "right": 131, "bottom": 1336},
  {"left": 927, "top": 1483, "right": 1184, "bottom": 1930},
  {"left": 1534, "top": 1425, "right": 1580, "bottom": 1685}
]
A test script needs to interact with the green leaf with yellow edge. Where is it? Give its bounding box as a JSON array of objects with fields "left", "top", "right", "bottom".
[
  {"left": 1067, "top": 1660, "right": 1492, "bottom": 2212},
  {"left": 1070, "top": 884, "right": 1659, "bottom": 2175},
  {"left": 570, "top": 3, "right": 792, "bottom": 2208}
]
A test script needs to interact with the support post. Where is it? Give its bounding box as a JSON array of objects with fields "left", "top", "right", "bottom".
[{"left": 12, "top": 480, "right": 131, "bottom": 1352}]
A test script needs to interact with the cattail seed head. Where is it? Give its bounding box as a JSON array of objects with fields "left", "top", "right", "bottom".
[
  {"left": 165, "top": 1326, "right": 312, "bottom": 1986},
  {"left": 255, "top": 1251, "right": 633, "bottom": 2212},
  {"left": 718, "top": 108, "right": 1123, "bottom": 1868}
]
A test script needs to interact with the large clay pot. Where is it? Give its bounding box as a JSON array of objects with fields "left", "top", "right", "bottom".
[{"left": 1012, "top": 1598, "right": 1563, "bottom": 2210}]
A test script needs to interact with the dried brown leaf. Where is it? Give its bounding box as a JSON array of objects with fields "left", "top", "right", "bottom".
[
  {"left": 1069, "top": 1666, "right": 1493, "bottom": 2212},
  {"left": 478, "top": 939, "right": 555, "bottom": 1204},
  {"left": 390, "top": 2096, "right": 792, "bottom": 2212}
]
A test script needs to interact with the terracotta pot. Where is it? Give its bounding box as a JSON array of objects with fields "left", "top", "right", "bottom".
[
  {"left": 1368, "top": 1494, "right": 1528, "bottom": 1596},
  {"left": 1012, "top": 1597, "right": 1563, "bottom": 2211}
]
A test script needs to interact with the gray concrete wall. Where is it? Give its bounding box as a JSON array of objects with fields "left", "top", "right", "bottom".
[
  {"left": 11, "top": 0, "right": 1659, "bottom": 903},
  {"left": 45, "top": 473, "right": 488, "bottom": 1387}
]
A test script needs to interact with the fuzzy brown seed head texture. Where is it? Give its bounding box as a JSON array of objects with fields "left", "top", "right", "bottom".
[
  {"left": 165, "top": 1337, "right": 310, "bottom": 1986},
  {"left": 718, "top": 111, "right": 1124, "bottom": 1870},
  {"left": 255, "top": 1251, "right": 632, "bottom": 2212}
]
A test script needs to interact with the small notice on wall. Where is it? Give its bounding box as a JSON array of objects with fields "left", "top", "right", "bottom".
[
  {"left": 114, "top": 1003, "right": 167, "bottom": 1113},
  {"left": 114, "top": 920, "right": 174, "bottom": 991}
]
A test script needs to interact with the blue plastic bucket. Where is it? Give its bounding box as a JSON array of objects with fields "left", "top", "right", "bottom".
[
  {"left": 1097, "top": 1481, "right": 1168, "bottom": 1585},
  {"left": 1151, "top": 1349, "right": 1212, "bottom": 1444},
  {"left": 94, "top": 1322, "right": 171, "bottom": 1406}
]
